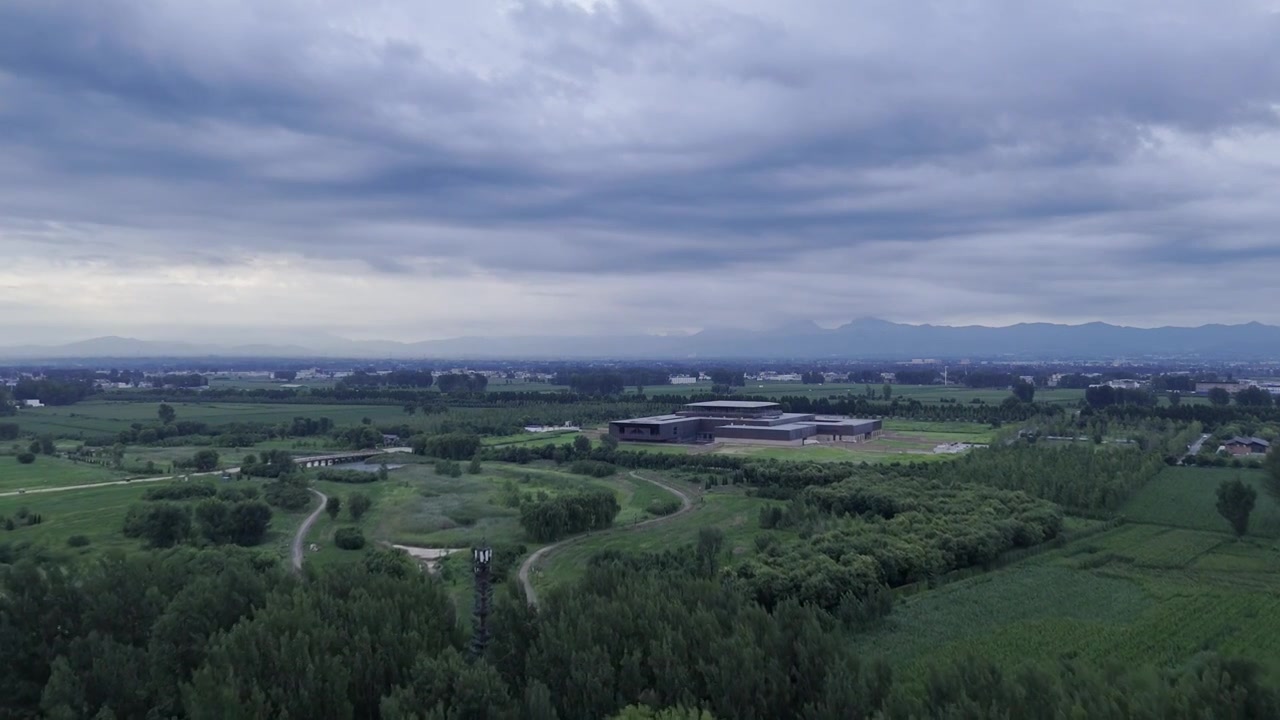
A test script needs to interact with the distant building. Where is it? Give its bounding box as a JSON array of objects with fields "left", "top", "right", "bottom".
[
  {"left": 1221, "top": 437, "right": 1270, "bottom": 456},
  {"left": 668, "top": 375, "right": 698, "bottom": 384},
  {"left": 608, "top": 400, "right": 881, "bottom": 446},
  {"left": 1196, "top": 382, "right": 1252, "bottom": 395},
  {"left": 21, "top": 399, "right": 43, "bottom": 408},
  {"left": 381, "top": 433, "right": 402, "bottom": 446}
]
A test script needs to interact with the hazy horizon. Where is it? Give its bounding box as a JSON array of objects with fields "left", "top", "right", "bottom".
[{"left": 3, "top": 1, "right": 1280, "bottom": 344}]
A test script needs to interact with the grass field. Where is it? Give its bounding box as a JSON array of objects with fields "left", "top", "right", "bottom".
[
  {"left": 301, "top": 461, "right": 686, "bottom": 570},
  {"left": 13, "top": 401, "right": 429, "bottom": 437},
  {"left": 0, "top": 455, "right": 129, "bottom": 493},
  {"left": 532, "top": 487, "right": 780, "bottom": 592},
  {"left": 1122, "top": 466, "right": 1280, "bottom": 538},
  {"left": 859, "top": 521, "right": 1280, "bottom": 675},
  {"left": 630, "top": 383, "right": 1084, "bottom": 405}
]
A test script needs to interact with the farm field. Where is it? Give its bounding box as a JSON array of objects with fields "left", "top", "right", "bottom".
[
  {"left": 859, "top": 522, "right": 1280, "bottom": 676},
  {"left": 482, "top": 430, "right": 582, "bottom": 448},
  {"left": 0, "top": 455, "right": 129, "bottom": 493},
  {"left": 12, "top": 401, "right": 428, "bottom": 437},
  {"left": 1121, "top": 466, "right": 1280, "bottom": 538}
]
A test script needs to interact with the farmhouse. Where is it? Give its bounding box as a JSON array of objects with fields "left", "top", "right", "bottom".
[
  {"left": 1220, "top": 437, "right": 1270, "bottom": 456},
  {"left": 608, "top": 400, "right": 881, "bottom": 446}
]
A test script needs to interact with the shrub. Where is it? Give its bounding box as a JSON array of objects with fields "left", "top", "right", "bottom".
[
  {"left": 145, "top": 483, "right": 218, "bottom": 501},
  {"left": 264, "top": 482, "right": 312, "bottom": 511},
  {"left": 569, "top": 459, "right": 618, "bottom": 478},
  {"left": 647, "top": 498, "right": 682, "bottom": 516},
  {"left": 315, "top": 469, "right": 378, "bottom": 484},
  {"left": 334, "top": 527, "right": 366, "bottom": 550},
  {"left": 15, "top": 452, "right": 35, "bottom": 465},
  {"left": 66, "top": 535, "right": 91, "bottom": 548}
]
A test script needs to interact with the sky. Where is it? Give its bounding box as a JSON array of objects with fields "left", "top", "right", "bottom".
[{"left": 1, "top": 0, "right": 1279, "bottom": 345}]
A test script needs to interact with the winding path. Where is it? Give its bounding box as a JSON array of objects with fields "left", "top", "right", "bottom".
[
  {"left": 291, "top": 488, "right": 328, "bottom": 572},
  {"left": 518, "top": 470, "right": 695, "bottom": 607}
]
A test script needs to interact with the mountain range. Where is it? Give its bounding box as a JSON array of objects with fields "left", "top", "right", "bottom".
[{"left": 4, "top": 319, "right": 1280, "bottom": 360}]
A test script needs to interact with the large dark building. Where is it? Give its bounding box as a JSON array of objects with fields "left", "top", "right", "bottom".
[{"left": 608, "top": 400, "right": 881, "bottom": 446}]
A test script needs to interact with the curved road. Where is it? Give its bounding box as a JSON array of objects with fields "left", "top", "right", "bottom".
[
  {"left": 291, "top": 488, "right": 328, "bottom": 572},
  {"left": 518, "top": 470, "right": 694, "bottom": 608}
]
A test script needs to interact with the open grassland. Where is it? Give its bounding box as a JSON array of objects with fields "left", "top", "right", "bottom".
[
  {"left": 302, "top": 461, "right": 683, "bottom": 569},
  {"left": 14, "top": 401, "right": 429, "bottom": 437},
  {"left": 1121, "top": 466, "right": 1280, "bottom": 538},
  {"left": 0, "top": 455, "right": 129, "bottom": 493},
  {"left": 482, "top": 430, "right": 582, "bottom": 447},
  {"left": 533, "top": 488, "right": 781, "bottom": 593},
  {"left": 860, "top": 522, "right": 1280, "bottom": 677}
]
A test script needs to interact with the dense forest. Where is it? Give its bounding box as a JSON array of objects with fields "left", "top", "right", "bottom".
[{"left": 2, "top": 543, "right": 1277, "bottom": 719}]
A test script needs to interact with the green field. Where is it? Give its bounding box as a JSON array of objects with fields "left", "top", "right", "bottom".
[
  {"left": 0, "top": 455, "right": 129, "bottom": 493},
  {"left": 632, "top": 383, "right": 1083, "bottom": 405},
  {"left": 13, "top": 401, "right": 429, "bottom": 437},
  {"left": 860, "top": 522, "right": 1280, "bottom": 675},
  {"left": 1122, "top": 466, "right": 1280, "bottom": 538},
  {"left": 532, "top": 487, "right": 779, "bottom": 592}
]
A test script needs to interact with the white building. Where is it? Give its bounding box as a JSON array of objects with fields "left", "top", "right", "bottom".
[
  {"left": 669, "top": 375, "right": 699, "bottom": 384},
  {"left": 22, "top": 399, "right": 43, "bottom": 408}
]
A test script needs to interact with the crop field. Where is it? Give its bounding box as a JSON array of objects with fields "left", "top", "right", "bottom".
[
  {"left": 13, "top": 401, "right": 429, "bottom": 437},
  {"left": 481, "top": 430, "right": 582, "bottom": 448},
  {"left": 1121, "top": 466, "right": 1280, "bottom": 538},
  {"left": 0, "top": 455, "right": 129, "bottom": 493},
  {"left": 859, "top": 521, "right": 1280, "bottom": 676}
]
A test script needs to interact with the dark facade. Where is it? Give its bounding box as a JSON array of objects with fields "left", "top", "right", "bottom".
[{"left": 609, "top": 401, "right": 882, "bottom": 445}]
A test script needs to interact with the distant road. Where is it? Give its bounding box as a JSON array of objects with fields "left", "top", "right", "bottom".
[
  {"left": 518, "top": 470, "right": 694, "bottom": 608},
  {"left": 291, "top": 488, "right": 328, "bottom": 572},
  {"left": 1186, "top": 433, "right": 1212, "bottom": 460},
  {"left": 0, "top": 466, "right": 239, "bottom": 499}
]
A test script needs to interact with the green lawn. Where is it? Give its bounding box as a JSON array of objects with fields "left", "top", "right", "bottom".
[
  {"left": 860, "top": 522, "right": 1280, "bottom": 676},
  {"left": 533, "top": 488, "right": 779, "bottom": 593},
  {"left": 0, "top": 482, "right": 160, "bottom": 556},
  {"left": 14, "top": 401, "right": 430, "bottom": 438},
  {"left": 0, "top": 455, "right": 129, "bottom": 493},
  {"left": 1121, "top": 466, "right": 1280, "bottom": 538}
]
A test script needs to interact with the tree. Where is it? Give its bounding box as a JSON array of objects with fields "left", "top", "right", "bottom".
[
  {"left": 696, "top": 527, "right": 725, "bottom": 577},
  {"left": 349, "top": 492, "right": 372, "bottom": 521},
  {"left": 15, "top": 451, "right": 35, "bottom": 464},
  {"left": 191, "top": 449, "right": 220, "bottom": 473},
  {"left": 573, "top": 435, "right": 592, "bottom": 455},
  {"left": 468, "top": 456, "right": 482, "bottom": 475},
  {"left": 122, "top": 503, "right": 193, "bottom": 548},
  {"left": 158, "top": 403, "right": 176, "bottom": 425},
  {"left": 326, "top": 496, "right": 342, "bottom": 520},
  {"left": 334, "top": 527, "right": 366, "bottom": 550},
  {"left": 1012, "top": 380, "right": 1035, "bottom": 403},
  {"left": 1216, "top": 479, "right": 1257, "bottom": 537},
  {"left": 1168, "top": 392, "right": 1182, "bottom": 407},
  {"left": 881, "top": 384, "right": 892, "bottom": 401},
  {"left": 1208, "top": 387, "right": 1232, "bottom": 406},
  {"left": 1235, "top": 386, "right": 1273, "bottom": 407},
  {"left": 601, "top": 434, "right": 619, "bottom": 451}
]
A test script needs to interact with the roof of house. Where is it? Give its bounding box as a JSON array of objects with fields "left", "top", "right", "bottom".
[
  {"left": 684, "top": 400, "right": 780, "bottom": 409},
  {"left": 1225, "top": 436, "right": 1270, "bottom": 447}
]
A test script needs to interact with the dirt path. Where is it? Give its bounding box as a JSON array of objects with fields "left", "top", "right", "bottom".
[
  {"left": 518, "top": 470, "right": 695, "bottom": 608},
  {"left": 291, "top": 488, "right": 328, "bottom": 572},
  {"left": 0, "top": 466, "right": 242, "bottom": 498}
]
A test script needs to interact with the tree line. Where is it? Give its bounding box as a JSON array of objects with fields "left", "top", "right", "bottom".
[{"left": 519, "top": 488, "right": 621, "bottom": 542}]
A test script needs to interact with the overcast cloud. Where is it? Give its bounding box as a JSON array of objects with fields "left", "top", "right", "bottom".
[{"left": 1, "top": 0, "right": 1279, "bottom": 344}]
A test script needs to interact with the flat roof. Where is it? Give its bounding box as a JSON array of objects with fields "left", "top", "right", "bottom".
[
  {"left": 611, "top": 415, "right": 695, "bottom": 425},
  {"left": 719, "top": 422, "right": 814, "bottom": 431},
  {"left": 684, "top": 400, "right": 780, "bottom": 409}
]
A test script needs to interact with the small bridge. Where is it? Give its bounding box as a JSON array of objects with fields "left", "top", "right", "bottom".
[{"left": 293, "top": 448, "right": 410, "bottom": 469}]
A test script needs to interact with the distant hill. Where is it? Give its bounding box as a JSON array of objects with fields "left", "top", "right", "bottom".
[{"left": 3, "top": 320, "right": 1280, "bottom": 360}]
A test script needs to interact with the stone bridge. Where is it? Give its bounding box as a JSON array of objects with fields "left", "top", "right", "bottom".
[{"left": 293, "top": 447, "right": 411, "bottom": 469}]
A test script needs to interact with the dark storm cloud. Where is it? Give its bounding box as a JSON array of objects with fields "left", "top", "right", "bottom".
[{"left": 1, "top": 0, "right": 1280, "bottom": 334}]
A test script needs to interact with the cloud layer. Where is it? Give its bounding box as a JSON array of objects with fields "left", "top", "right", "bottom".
[{"left": 2, "top": 0, "right": 1279, "bottom": 343}]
